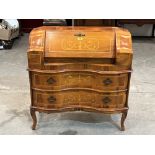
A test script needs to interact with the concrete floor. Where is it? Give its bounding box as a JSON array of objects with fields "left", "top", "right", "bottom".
[{"left": 0, "top": 34, "right": 155, "bottom": 134}]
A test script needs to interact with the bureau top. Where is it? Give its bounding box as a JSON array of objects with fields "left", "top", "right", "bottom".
[
  {"left": 29, "top": 26, "right": 129, "bottom": 31},
  {"left": 28, "top": 26, "right": 132, "bottom": 58}
]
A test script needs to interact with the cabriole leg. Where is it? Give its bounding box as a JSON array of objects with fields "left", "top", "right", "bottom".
[
  {"left": 30, "top": 108, "right": 37, "bottom": 130},
  {"left": 121, "top": 111, "right": 128, "bottom": 131}
]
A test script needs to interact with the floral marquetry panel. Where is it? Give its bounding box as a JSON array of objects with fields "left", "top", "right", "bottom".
[{"left": 45, "top": 30, "right": 116, "bottom": 58}]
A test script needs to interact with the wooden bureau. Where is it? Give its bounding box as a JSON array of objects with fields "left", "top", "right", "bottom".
[{"left": 27, "top": 26, "right": 133, "bottom": 130}]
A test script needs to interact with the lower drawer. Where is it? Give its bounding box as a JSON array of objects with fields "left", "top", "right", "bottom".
[{"left": 32, "top": 90, "right": 127, "bottom": 109}]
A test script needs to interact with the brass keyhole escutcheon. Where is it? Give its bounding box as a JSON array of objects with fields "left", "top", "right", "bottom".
[
  {"left": 74, "top": 33, "right": 85, "bottom": 37},
  {"left": 74, "top": 32, "right": 85, "bottom": 41}
]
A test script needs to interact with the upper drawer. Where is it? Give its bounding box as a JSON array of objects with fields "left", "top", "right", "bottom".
[
  {"left": 45, "top": 30, "right": 115, "bottom": 58},
  {"left": 31, "top": 71, "right": 128, "bottom": 91}
]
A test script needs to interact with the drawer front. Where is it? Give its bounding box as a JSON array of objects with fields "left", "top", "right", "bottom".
[
  {"left": 31, "top": 72, "right": 128, "bottom": 91},
  {"left": 33, "top": 90, "right": 127, "bottom": 109}
]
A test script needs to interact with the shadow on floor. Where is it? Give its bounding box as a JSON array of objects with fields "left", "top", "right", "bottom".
[{"left": 35, "top": 112, "right": 121, "bottom": 134}]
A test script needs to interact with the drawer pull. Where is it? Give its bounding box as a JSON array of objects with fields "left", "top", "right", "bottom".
[
  {"left": 48, "top": 96, "right": 56, "bottom": 103},
  {"left": 74, "top": 32, "right": 85, "bottom": 37},
  {"left": 102, "top": 97, "right": 111, "bottom": 104},
  {"left": 103, "top": 78, "right": 112, "bottom": 86},
  {"left": 47, "top": 77, "right": 56, "bottom": 84}
]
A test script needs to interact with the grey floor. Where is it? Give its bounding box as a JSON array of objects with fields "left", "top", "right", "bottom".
[{"left": 0, "top": 34, "right": 155, "bottom": 135}]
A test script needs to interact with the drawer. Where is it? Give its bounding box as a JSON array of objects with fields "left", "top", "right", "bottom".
[
  {"left": 33, "top": 90, "right": 127, "bottom": 109},
  {"left": 31, "top": 72, "right": 128, "bottom": 91}
]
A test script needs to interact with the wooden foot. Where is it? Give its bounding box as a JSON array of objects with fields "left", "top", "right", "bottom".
[
  {"left": 121, "top": 111, "right": 128, "bottom": 131},
  {"left": 30, "top": 108, "right": 37, "bottom": 130}
]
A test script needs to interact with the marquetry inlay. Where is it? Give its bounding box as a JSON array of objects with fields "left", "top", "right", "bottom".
[
  {"left": 62, "top": 37, "right": 100, "bottom": 50},
  {"left": 28, "top": 26, "right": 133, "bottom": 131}
]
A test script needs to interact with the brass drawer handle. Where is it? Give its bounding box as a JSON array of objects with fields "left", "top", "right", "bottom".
[
  {"left": 103, "top": 78, "right": 112, "bottom": 86},
  {"left": 47, "top": 77, "right": 56, "bottom": 84},
  {"left": 102, "top": 97, "right": 111, "bottom": 104},
  {"left": 48, "top": 96, "right": 56, "bottom": 103},
  {"left": 74, "top": 32, "right": 85, "bottom": 37}
]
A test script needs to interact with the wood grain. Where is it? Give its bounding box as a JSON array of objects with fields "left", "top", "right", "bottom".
[{"left": 28, "top": 26, "right": 133, "bottom": 130}]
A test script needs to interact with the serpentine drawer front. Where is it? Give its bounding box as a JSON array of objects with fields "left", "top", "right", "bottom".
[
  {"left": 33, "top": 90, "right": 127, "bottom": 109},
  {"left": 28, "top": 26, "right": 133, "bottom": 131},
  {"left": 31, "top": 72, "right": 128, "bottom": 91}
]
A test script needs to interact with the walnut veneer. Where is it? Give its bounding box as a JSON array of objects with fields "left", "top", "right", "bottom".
[{"left": 27, "top": 26, "right": 133, "bottom": 130}]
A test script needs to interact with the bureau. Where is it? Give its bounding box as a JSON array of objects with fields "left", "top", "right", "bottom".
[{"left": 27, "top": 26, "right": 133, "bottom": 130}]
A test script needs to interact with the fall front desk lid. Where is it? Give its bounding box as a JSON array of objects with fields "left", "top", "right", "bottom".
[{"left": 29, "top": 26, "right": 132, "bottom": 58}]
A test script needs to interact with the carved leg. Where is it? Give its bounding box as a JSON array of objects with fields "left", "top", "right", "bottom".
[
  {"left": 121, "top": 111, "right": 128, "bottom": 131},
  {"left": 30, "top": 108, "right": 37, "bottom": 130}
]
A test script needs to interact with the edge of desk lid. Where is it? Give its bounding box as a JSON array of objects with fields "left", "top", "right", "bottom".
[{"left": 28, "top": 26, "right": 132, "bottom": 58}]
